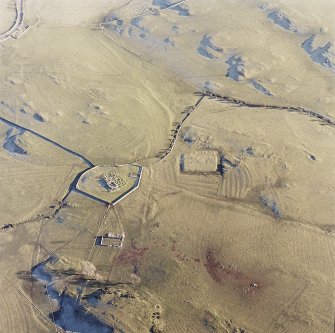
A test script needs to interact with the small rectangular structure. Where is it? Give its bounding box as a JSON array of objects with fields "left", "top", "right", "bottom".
[
  {"left": 181, "top": 151, "right": 218, "bottom": 173},
  {"left": 95, "top": 236, "right": 104, "bottom": 246},
  {"left": 95, "top": 232, "right": 124, "bottom": 248}
]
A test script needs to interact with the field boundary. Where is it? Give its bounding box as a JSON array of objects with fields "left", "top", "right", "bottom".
[
  {"left": 204, "top": 91, "right": 335, "bottom": 127},
  {"left": 74, "top": 164, "right": 143, "bottom": 206},
  {"left": 156, "top": 93, "right": 206, "bottom": 163},
  {"left": 0, "top": 116, "right": 94, "bottom": 167}
]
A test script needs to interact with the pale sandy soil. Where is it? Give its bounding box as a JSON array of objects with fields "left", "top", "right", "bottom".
[{"left": 0, "top": 0, "right": 334, "bottom": 333}]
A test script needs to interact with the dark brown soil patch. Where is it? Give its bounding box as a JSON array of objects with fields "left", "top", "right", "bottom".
[
  {"left": 204, "top": 249, "right": 262, "bottom": 294},
  {"left": 116, "top": 245, "right": 149, "bottom": 266}
]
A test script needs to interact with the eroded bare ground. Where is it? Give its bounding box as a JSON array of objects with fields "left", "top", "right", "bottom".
[{"left": 0, "top": 0, "right": 334, "bottom": 332}]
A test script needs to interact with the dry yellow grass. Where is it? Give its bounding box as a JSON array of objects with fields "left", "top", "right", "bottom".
[
  {"left": 0, "top": 0, "right": 334, "bottom": 332},
  {"left": 0, "top": 25, "right": 196, "bottom": 165}
]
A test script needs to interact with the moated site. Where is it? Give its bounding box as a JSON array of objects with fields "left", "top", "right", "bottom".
[{"left": 0, "top": 0, "right": 334, "bottom": 332}]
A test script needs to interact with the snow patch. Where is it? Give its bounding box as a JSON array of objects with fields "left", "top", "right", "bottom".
[
  {"left": 33, "top": 112, "right": 46, "bottom": 122},
  {"left": 197, "top": 46, "right": 216, "bottom": 59},
  {"left": 261, "top": 195, "right": 281, "bottom": 219},
  {"left": 103, "top": 15, "right": 124, "bottom": 35},
  {"left": 267, "top": 10, "right": 298, "bottom": 32},
  {"left": 226, "top": 55, "right": 245, "bottom": 81},
  {"left": 249, "top": 79, "right": 272, "bottom": 96},
  {"left": 32, "top": 258, "right": 113, "bottom": 333},
  {"left": 302, "top": 35, "right": 335, "bottom": 70},
  {"left": 197, "top": 35, "right": 224, "bottom": 60},
  {"left": 129, "top": 17, "right": 149, "bottom": 39},
  {"left": 3, "top": 127, "right": 27, "bottom": 155},
  {"left": 200, "top": 34, "right": 223, "bottom": 53}
]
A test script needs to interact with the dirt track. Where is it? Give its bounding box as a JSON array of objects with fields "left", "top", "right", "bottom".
[{"left": 0, "top": 0, "right": 24, "bottom": 41}]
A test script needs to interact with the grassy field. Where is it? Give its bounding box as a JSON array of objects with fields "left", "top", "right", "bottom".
[{"left": 0, "top": 0, "right": 334, "bottom": 332}]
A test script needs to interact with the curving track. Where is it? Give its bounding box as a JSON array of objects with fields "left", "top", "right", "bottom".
[{"left": 0, "top": 0, "right": 25, "bottom": 42}]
